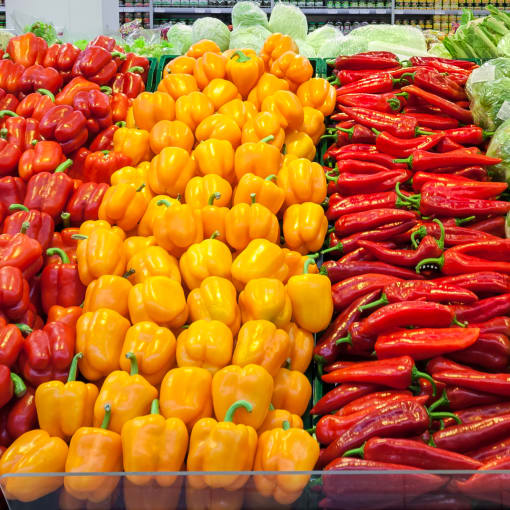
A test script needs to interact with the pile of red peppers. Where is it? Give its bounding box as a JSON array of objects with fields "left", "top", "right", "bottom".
[
  {"left": 0, "top": 33, "right": 148, "bottom": 455},
  {"left": 315, "top": 52, "right": 510, "bottom": 508}
]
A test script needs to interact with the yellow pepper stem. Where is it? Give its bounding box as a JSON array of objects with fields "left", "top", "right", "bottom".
[
  {"left": 232, "top": 50, "right": 251, "bottom": 63},
  {"left": 269, "top": 403, "right": 274, "bottom": 411},
  {"left": 46, "top": 247, "right": 70, "bottom": 265},
  {"left": 210, "top": 230, "right": 220, "bottom": 239},
  {"left": 136, "top": 184, "right": 146, "bottom": 192},
  {"left": 125, "top": 352, "right": 139, "bottom": 376},
  {"left": 260, "top": 135, "right": 274, "bottom": 144},
  {"left": 250, "top": 193, "right": 256, "bottom": 204},
  {"left": 151, "top": 399, "right": 159, "bottom": 415},
  {"left": 303, "top": 258, "right": 316, "bottom": 274},
  {"left": 208, "top": 192, "right": 221, "bottom": 205},
  {"left": 265, "top": 175, "right": 277, "bottom": 182},
  {"left": 67, "top": 353, "right": 83, "bottom": 382},
  {"left": 282, "top": 420, "right": 290, "bottom": 431},
  {"left": 224, "top": 399, "right": 253, "bottom": 422},
  {"left": 123, "top": 269, "right": 136, "bottom": 278},
  {"left": 157, "top": 199, "right": 172, "bottom": 207},
  {"left": 101, "top": 404, "right": 112, "bottom": 429}
]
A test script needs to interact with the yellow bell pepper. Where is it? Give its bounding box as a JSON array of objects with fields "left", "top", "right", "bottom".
[
  {"left": 122, "top": 399, "right": 188, "bottom": 487},
  {"left": 277, "top": 157, "right": 327, "bottom": 207},
  {"left": 282, "top": 248, "right": 318, "bottom": 283},
  {"left": 148, "top": 146, "right": 196, "bottom": 197},
  {"left": 202, "top": 78, "right": 241, "bottom": 110},
  {"left": 271, "top": 368, "right": 311, "bottom": 416},
  {"left": 193, "top": 52, "right": 227, "bottom": 90},
  {"left": 124, "top": 235, "right": 156, "bottom": 260},
  {"left": 284, "top": 131, "right": 316, "bottom": 161},
  {"left": 176, "top": 319, "right": 233, "bottom": 374},
  {"left": 35, "top": 353, "right": 99, "bottom": 440},
  {"left": 254, "top": 425, "right": 320, "bottom": 504},
  {"left": 98, "top": 182, "right": 148, "bottom": 232},
  {"left": 195, "top": 113, "right": 242, "bottom": 148},
  {"left": 233, "top": 320, "right": 290, "bottom": 377},
  {"left": 110, "top": 162, "right": 154, "bottom": 203},
  {"left": 75, "top": 221, "right": 126, "bottom": 286},
  {"left": 175, "top": 91, "right": 215, "bottom": 132},
  {"left": 123, "top": 479, "right": 183, "bottom": 510},
  {"left": 153, "top": 200, "right": 203, "bottom": 257},
  {"left": 179, "top": 237, "right": 232, "bottom": 290},
  {"left": 283, "top": 202, "right": 328, "bottom": 254},
  {"left": 132, "top": 91, "right": 176, "bottom": 131},
  {"left": 212, "top": 364, "right": 273, "bottom": 429},
  {"left": 284, "top": 322, "right": 314, "bottom": 373},
  {"left": 93, "top": 353, "right": 158, "bottom": 433},
  {"left": 301, "top": 106, "right": 326, "bottom": 145},
  {"left": 225, "top": 50, "right": 264, "bottom": 99},
  {"left": 287, "top": 258, "right": 334, "bottom": 333},
  {"left": 241, "top": 111, "right": 285, "bottom": 149},
  {"left": 257, "top": 409, "right": 303, "bottom": 434},
  {"left": 261, "top": 90, "right": 304, "bottom": 132},
  {"left": 0, "top": 430, "right": 68, "bottom": 502},
  {"left": 185, "top": 175, "right": 232, "bottom": 209},
  {"left": 127, "top": 245, "right": 181, "bottom": 285},
  {"left": 218, "top": 98, "right": 257, "bottom": 129},
  {"left": 187, "top": 400, "right": 257, "bottom": 490},
  {"left": 137, "top": 194, "right": 180, "bottom": 237},
  {"left": 157, "top": 73, "right": 198, "bottom": 100},
  {"left": 187, "top": 40, "right": 221, "bottom": 58},
  {"left": 187, "top": 276, "right": 241, "bottom": 336},
  {"left": 76, "top": 308, "right": 131, "bottom": 381},
  {"left": 113, "top": 127, "right": 152, "bottom": 166},
  {"left": 201, "top": 200, "right": 228, "bottom": 243},
  {"left": 297, "top": 77, "right": 336, "bottom": 116},
  {"left": 164, "top": 55, "right": 196, "bottom": 76},
  {"left": 192, "top": 139, "right": 236, "bottom": 184},
  {"left": 234, "top": 139, "right": 282, "bottom": 181},
  {"left": 225, "top": 197, "right": 280, "bottom": 252},
  {"left": 149, "top": 119, "right": 194, "bottom": 155},
  {"left": 120, "top": 322, "right": 177, "bottom": 385},
  {"left": 83, "top": 274, "right": 132, "bottom": 318},
  {"left": 260, "top": 34, "right": 299, "bottom": 70},
  {"left": 231, "top": 239, "right": 288, "bottom": 287},
  {"left": 160, "top": 367, "right": 212, "bottom": 429},
  {"left": 185, "top": 483, "right": 244, "bottom": 510},
  {"left": 238, "top": 279, "right": 292, "bottom": 328},
  {"left": 270, "top": 51, "right": 314, "bottom": 92},
  {"left": 128, "top": 276, "right": 188, "bottom": 329},
  {"left": 64, "top": 404, "right": 123, "bottom": 503},
  {"left": 247, "top": 72, "right": 289, "bottom": 110},
  {"left": 126, "top": 105, "right": 136, "bottom": 128},
  {"left": 233, "top": 173, "right": 284, "bottom": 215}
]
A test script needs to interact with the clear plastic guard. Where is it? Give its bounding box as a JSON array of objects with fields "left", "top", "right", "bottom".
[{"left": 2, "top": 470, "right": 510, "bottom": 509}]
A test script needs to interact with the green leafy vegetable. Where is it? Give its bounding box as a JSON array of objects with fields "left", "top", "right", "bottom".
[
  {"left": 269, "top": 3, "right": 308, "bottom": 41},
  {"left": 229, "top": 25, "right": 271, "bottom": 52},
  {"left": 232, "top": 2, "right": 269, "bottom": 30},
  {"left": 192, "top": 17, "right": 230, "bottom": 51},
  {"left": 306, "top": 24, "right": 342, "bottom": 53},
  {"left": 24, "top": 21, "right": 59, "bottom": 44}
]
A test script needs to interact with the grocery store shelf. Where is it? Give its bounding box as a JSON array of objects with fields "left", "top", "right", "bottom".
[
  {"left": 0, "top": 7, "right": 5, "bottom": 11},
  {"left": 153, "top": 6, "right": 270, "bottom": 12},
  {"left": 301, "top": 7, "right": 390, "bottom": 13},
  {"left": 394, "top": 8, "right": 487, "bottom": 14},
  {"left": 119, "top": 6, "right": 150, "bottom": 11}
]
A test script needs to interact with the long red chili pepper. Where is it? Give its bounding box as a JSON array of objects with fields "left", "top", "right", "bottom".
[
  {"left": 411, "top": 172, "right": 507, "bottom": 196},
  {"left": 470, "top": 216, "right": 506, "bottom": 237},
  {"left": 400, "top": 68, "right": 466, "bottom": 101},
  {"left": 401, "top": 112, "right": 460, "bottom": 129},
  {"left": 466, "top": 316, "right": 510, "bottom": 336},
  {"left": 442, "top": 401, "right": 510, "bottom": 430},
  {"left": 324, "top": 123, "right": 376, "bottom": 145},
  {"left": 335, "top": 150, "right": 409, "bottom": 169},
  {"left": 434, "top": 368, "right": 510, "bottom": 398},
  {"left": 408, "top": 56, "right": 477, "bottom": 71},
  {"left": 334, "top": 208, "right": 417, "bottom": 236},
  {"left": 373, "top": 129, "right": 442, "bottom": 157},
  {"left": 468, "top": 437, "right": 510, "bottom": 463},
  {"left": 326, "top": 168, "right": 410, "bottom": 196},
  {"left": 310, "top": 383, "right": 380, "bottom": 416},
  {"left": 449, "top": 333, "right": 510, "bottom": 371},
  {"left": 452, "top": 294, "right": 510, "bottom": 323},
  {"left": 336, "top": 390, "right": 414, "bottom": 416},
  {"left": 336, "top": 92, "right": 407, "bottom": 112},
  {"left": 329, "top": 52, "right": 401, "bottom": 71},
  {"left": 424, "top": 384, "right": 504, "bottom": 411},
  {"left": 434, "top": 272, "right": 510, "bottom": 296}
]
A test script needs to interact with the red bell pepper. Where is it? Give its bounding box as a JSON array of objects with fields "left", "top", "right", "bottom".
[
  {"left": 0, "top": 90, "right": 19, "bottom": 113},
  {"left": 1, "top": 116, "right": 40, "bottom": 152},
  {"left": 0, "top": 60, "right": 25, "bottom": 95},
  {"left": 47, "top": 228, "right": 79, "bottom": 264},
  {"left": 0, "top": 366, "right": 26, "bottom": 409},
  {"left": 19, "top": 65, "right": 63, "bottom": 95},
  {"left": 72, "top": 46, "right": 120, "bottom": 86},
  {"left": 0, "top": 233, "right": 43, "bottom": 280},
  {"left": 65, "top": 182, "right": 109, "bottom": 226},
  {"left": 89, "top": 124, "right": 121, "bottom": 152},
  {"left": 72, "top": 89, "right": 112, "bottom": 136},
  {"left": 67, "top": 147, "right": 90, "bottom": 180},
  {"left": 110, "top": 92, "right": 130, "bottom": 124},
  {"left": 3, "top": 204, "right": 54, "bottom": 250},
  {"left": 18, "top": 140, "right": 66, "bottom": 182},
  {"left": 119, "top": 53, "right": 149, "bottom": 82},
  {"left": 5, "top": 386, "right": 36, "bottom": 442},
  {"left": 111, "top": 70, "right": 145, "bottom": 98},
  {"left": 16, "top": 90, "right": 55, "bottom": 122},
  {"left": 0, "top": 318, "right": 24, "bottom": 367},
  {"left": 0, "top": 138, "right": 21, "bottom": 177},
  {"left": 46, "top": 305, "right": 82, "bottom": 331},
  {"left": 83, "top": 150, "right": 132, "bottom": 183},
  {"left": 0, "top": 267, "right": 30, "bottom": 322},
  {"left": 43, "top": 43, "right": 80, "bottom": 73},
  {"left": 6, "top": 33, "right": 47, "bottom": 67},
  {"left": 0, "top": 177, "right": 25, "bottom": 211},
  {"left": 55, "top": 77, "right": 100, "bottom": 106},
  {"left": 87, "top": 35, "right": 124, "bottom": 53}
]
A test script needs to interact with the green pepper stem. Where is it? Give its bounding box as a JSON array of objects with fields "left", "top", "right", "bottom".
[
  {"left": 416, "top": 128, "right": 435, "bottom": 136},
  {"left": 128, "top": 66, "right": 144, "bottom": 73},
  {"left": 123, "top": 269, "right": 135, "bottom": 278},
  {"left": 412, "top": 366, "right": 436, "bottom": 396},
  {"left": 321, "top": 244, "right": 343, "bottom": 255},
  {"left": 452, "top": 316, "right": 468, "bottom": 328},
  {"left": 136, "top": 184, "right": 145, "bottom": 192},
  {"left": 67, "top": 353, "right": 83, "bottom": 382},
  {"left": 36, "top": 88, "right": 55, "bottom": 102},
  {"left": 111, "top": 52, "right": 126, "bottom": 59},
  {"left": 9, "top": 204, "right": 29, "bottom": 213},
  {"left": 71, "top": 234, "right": 88, "bottom": 240},
  {"left": 208, "top": 192, "right": 221, "bottom": 205},
  {"left": 260, "top": 135, "right": 274, "bottom": 144},
  {"left": 232, "top": 50, "right": 251, "bottom": 63},
  {"left": 126, "top": 352, "right": 139, "bottom": 376},
  {"left": 393, "top": 155, "right": 413, "bottom": 168},
  {"left": 116, "top": 121, "right": 126, "bottom": 128},
  {"left": 416, "top": 253, "right": 445, "bottom": 274},
  {"left": 336, "top": 126, "right": 353, "bottom": 137},
  {"left": 433, "top": 218, "right": 445, "bottom": 251},
  {"left": 14, "top": 324, "right": 32, "bottom": 336},
  {"left": 101, "top": 404, "right": 112, "bottom": 429},
  {"left": 336, "top": 333, "right": 352, "bottom": 346},
  {"left": 269, "top": 403, "right": 274, "bottom": 411},
  {"left": 210, "top": 230, "right": 220, "bottom": 239},
  {"left": 343, "top": 443, "right": 365, "bottom": 458},
  {"left": 46, "top": 247, "right": 70, "bottom": 265},
  {"left": 224, "top": 399, "right": 253, "bottom": 422},
  {"left": 358, "top": 294, "right": 388, "bottom": 312},
  {"left": 282, "top": 420, "right": 290, "bottom": 430},
  {"left": 303, "top": 258, "right": 316, "bottom": 274},
  {"left": 428, "top": 389, "right": 449, "bottom": 414},
  {"left": 400, "top": 71, "right": 416, "bottom": 83},
  {"left": 100, "top": 86, "right": 113, "bottom": 95},
  {"left": 20, "top": 222, "right": 30, "bottom": 234},
  {"left": 371, "top": 128, "right": 381, "bottom": 136},
  {"left": 455, "top": 216, "right": 475, "bottom": 226},
  {"left": 54, "top": 159, "right": 73, "bottom": 173},
  {"left": 394, "top": 182, "right": 420, "bottom": 208},
  {"left": 387, "top": 98, "right": 402, "bottom": 111},
  {"left": 61, "top": 212, "right": 71, "bottom": 228},
  {"left": 151, "top": 399, "right": 159, "bottom": 415},
  {"left": 0, "top": 110, "right": 18, "bottom": 118},
  {"left": 250, "top": 193, "right": 256, "bottom": 204},
  {"left": 265, "top": 174, "right": 277, "bottom": 182},
  {"left": 157, "top": 199, "right": 172, "bottom": 207},
  {"left": 11, "top": 373, "right": 26, "bottom": 398},
  {"left": 429, "top": 411, "right": 462, "bottom": 425},
  {"left": 411, "top": 225, "right": 427, "bottom": 249}
]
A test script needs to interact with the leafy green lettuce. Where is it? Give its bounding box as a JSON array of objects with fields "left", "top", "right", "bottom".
[
  {"left": 269, "top": 3, "right": 308, "bottom": 41},
  {"left": 192, "top": 17, "right": 230, "bottom": 51}
]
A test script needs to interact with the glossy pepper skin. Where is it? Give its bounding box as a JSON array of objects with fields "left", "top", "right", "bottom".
[
  {"left": 257, "top": 409, "right": 303, "bottom": 434},
  {"left": 157, "top": 73, "right": 198, "bottom": 100},
  {"left": 35, "top": 352, "right": 98, "bottom": 440},
  {"left": 0, "top": 429, "right": 68, "bottom": 502},
  {"left": 0, "top": 265, "right": 32, "bottom": 322},
  {"left": 272, "top": 368, "right": 311, "bottom": 416},
  {"left": 184, "top": 174, "right": 232, "bottom": 209},
  {"left": 261, "top": 90, "right": 304, "bottom": 132},
  {"left": 64, "top": 404, "right": 123, "bottom": 503},
  {"left": 2, "top": 115, "right": 40, "bottom": 153},
  {"left": 132, "top": 91, "right": 175, "bottom": 132},
  {"left": 3, "top": 204, "right": 54, "bottom": 250},
  {"left": 72, "top": 46, "right": 119, "bottom": 86},
  {"left": 19, "top": 65, "right": 62, "bottom": 96},
  {"left": 0, "top": 317, "right": 24, "bottom": 367},
  {"left": 127, "top": 245, "right": 181, "bottom": 285},
  {"left": 297, "top": 77, "right": 336, "bottom": 116},
  {"left": 7, "top": 33, "right": 48, "bottom": 67},
  {"left": 175, "top": 90, "right": 215, "bottom": 132},
  {"left": 283, "top": 202, "right": 328, "bottom": 254},
  {"left": 65, "top": 182, "right": 108, "bottom": 226},
  {"left": 0, "top": 232, "right": 43, "bottom": 280},
  {"left": 241, "top": 111, "right": 285, "bottom": 149},
  {"left": 82, "top": 274, "right": 132, "bottom": 318},
  {"left": 193, "top": 138, "right": 235, "bottom": 184},
  {"left": 270, "top": 51, "right": 313, "bottom": 92},
  {"left": 149, "top": 119, "right": 194, "bottom": 155},
  {"left": 113, "top": 127, "right": 152, "bottom": 166},
  {"left": 226, "top": 50, "right": 264, "bottom": 99},
  {"left": 76, "top": 308, "right": 131, "bottom": 381},
  {"left": 233, "top": 173, "right": 284, "bottom": 215},
  {"left": 111, "top": 162, "right": 154, "bottom": 205},
  {"left": 0, "top": 138, "right": 22, "bottom": 177},
  {"left": 234, "top": 138, "right": 282, "bottom": 181},
  {"left": 18, "top": 141, "right": 65, "bottom": 182},
  {"left": 260, "top": 34, "right": 298, "bottom": 69}
]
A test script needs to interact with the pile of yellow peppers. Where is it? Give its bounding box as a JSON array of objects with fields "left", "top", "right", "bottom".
[{"left": 0, "top": 33, "right": 336, "bottom": 509}]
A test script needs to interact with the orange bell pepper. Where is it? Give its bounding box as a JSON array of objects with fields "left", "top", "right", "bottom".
[
  {"left": 187, "top": 39, "right": 221, "bottom": 58},
  {"left": 83, "top": 274, "right": 133, "bottom": 318},
  {"left": 284, "top": 322, "right": 314, "bottom": 372},
  {"left": 241, "top": 111, "right": 285, "bottom": 149},
  {"left": 260, "top": 33, "right": 299, "bottom": 69},
  {"left": 153, "top": 200, "right": 203, "bottom": 257},
  {"left": 284, "top": 131, "right": 316, "bottom": 161},
  {"left": 175, "top": 91, "right": 215, "bottom": 132},
  {"left": 261, "top": 90, "right": 304, "bottom": 131},
  {"left": 202, "top": 78, "right": 241, "bottom": 110},
  {"left": 257, "top": 409, "right": 303, "bottom": 434},
  {"left": 110, "top": 162, "right": 154, "bottom": 203},
  {"left": 187, "top": 276, "right": 241, "bottom": 335},
  {"left": 247, "top": 72, "right": 289, "bottom": 110},
  {"left": 120, "top": 322, "right": 176, "bottom": 385},
  {"left": 76, "top": 308, "right": 131, "bottom": 381},
  {"left": 301, "top": 106, "right": 326, "bottom": 144},
  {"left": 277, "top": 157, "right": 327, "bottom": 207},
  {"left": 225, "top": 50, "right": 264, "bottom": 99},
  {"left": 234, "top": 138, "right": 282, "bottom": 181},
  {"left": 195, "top": 113, "right": 242, "bottom": 148},
  {"left": 239, "top": 279, "right": 292, "bottom": 328},
  {"left": 225, "top": 196, "right": 280, "bottom": 251},
  {"left": 0, "top": 430, "right": 68, "bottom": 502},
  {"left": 164, "top": 55, "right": 196, "bottom": 77},
  {"left": 176, "top": 319, "right": 233, "bottom": 374},
  {"left": 113, "top": 127, "right": 152, "bottom": 166},
  {"left": 192, "top": 138, "right": 236, "bottom": 184},
  {"left": 270, "top": 51, "right": 314, "bottom": 92},
  {"left": 98, "top": 182, "right": 149, "bottom": 231},
  {"left": 64, "top": 404, "right": 123, "bottom": 503},
  {"left": 127, "top": 245, "right": 181, "bottom": 285},
  {"left": 149, "top": 119, "right": 194, "bottom": 155},
  {"left": 179, "top": 236, "right": 232, "bottom": 290},
  {"left": 185, "top": 175, "right": 232, "bottom": 209},
  {"left": 132, "top": 91, "right": 176, "bottom": 131},
  {"left": 297, "top": 77, "right": 336, "bottom": 116},
  {"left": 233, "top": 173, "right": 284, "bottom": 215},
  {"left": 128, "top": 275, "right": 188, "bottom": 329},
  {"left": 148, "top": 147, "right": 196, "bottom": 197},
  {"left": 35, "top": 353, "right": 99, "bottom": 440},
  {"left": 137, "top": 194, "right": 180, "bottom": 237},
  {"left": 271, "top": 368, "right": 311, "bottom": 416},
  {"left": 283, "top": 202, "right": 328, "bottom": 254},
  {"left": 157, "top": 73, "right": 198, "bottom": 100},
  {"left": 218, "top": 98, "right": 257, "bottom": 130},
  {"left": 233, "top": 320, "right": 290, "bottom": 377},
  {"left": 124, "top": 235, "right": 156, "bottom": 260},
  {"left": 212, "top": 365, "right": 273, "bottom": 429},
  {"left": 201, "top": 200, "right": 228, "bottom": 242},
  {"left": 122, "top": 399, "right": 188, "bottom": 486},
  {"left": 126, "top": 105, "right": 136, "bottom": 128},
  {"left": 282, "top": 248, "right": 318, "bottom": 283},
  {"left": 93, "top": 353, "right": 158, "bottom": 433},
  {"left": 193, "top": 52, "right": 227, "bottom": 90}
]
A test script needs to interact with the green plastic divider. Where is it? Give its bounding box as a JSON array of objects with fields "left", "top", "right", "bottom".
[
  {"left": 154, "top": 54, "right": 178, "bottom": 91},
  {"left": 147, "top": 57, "right": 158, "bottom": 92}
]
